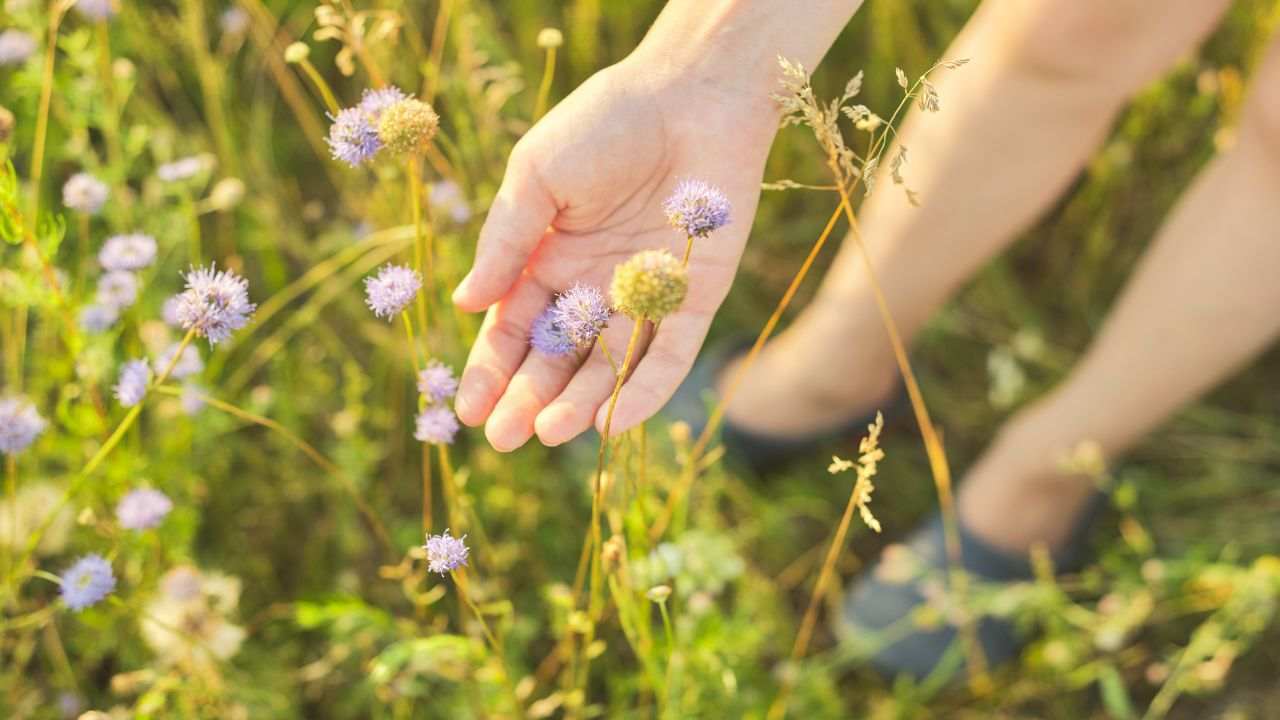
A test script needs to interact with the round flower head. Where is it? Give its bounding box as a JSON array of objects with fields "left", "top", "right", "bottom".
[
  {"left": 530, "top": 305, "right": 574, "bottom": 356},
  {"left": 610, "top": 249, "right": 689, "bottom": 320},
  {"left": 377, "top": 98, "right": 439, "bottom": 156},
  {"left": 414, "top": 405, "right": 459, "bottom": 445},
  {"left": 60, "top": 554, "right": 116, "bottom": 611},
  {"left": 156, "top": 155, "right": 212, "bottom": 183},
  {"left": 364, "top": 264, "right": 421, "bottom": 320},
  {"left": 76, "top": 0, "right": 117, "bottom": 21},
  {"left": 96, "top": 271, "right": 139, "bottom": 309},
  {"left": 0, "top": 396, "right": 46, "bottom": 455},
  {"left": 180, "top": 383, "right": 206, "bottom": 416},
  {"left": 424, "top": 529, "right": 469, "bottom": 575},
  {"left": 417, "top": 360, "right": 458, "bottom": 403},
  {"left": 79, "top": 303, "right": 119, "bottom": 333},
  {"left": 99, "top": 233, "right": 158, "bottom": 271},
  {"left": 173, "top": 264, "right": 256, "bottom": 345},
  {"left": 156, "top": 342, "right": 203, "bottom": 380},
  {"left": 553, "top": 283, "right": 611, "bottom": 348},
  {"left": 663, "top": 179, "right": 731, "bottom": 238},
  {"left": 327, "top": 106, "right": 381, "bottom": 167},
  {"left": 117, "top": 488, "right": 173, "bottom": 530},
  {"left": 0, "top": 29, "right": 37, "bottom": 66},
  {"left": 358, "top": 86, "right": 408, "bottom": 118},
  {"left": 114, "top": 359, "right": 151, "bottom": 407},
  {"left": 62, "top": 173, "right": 109, "bottom": 215}
]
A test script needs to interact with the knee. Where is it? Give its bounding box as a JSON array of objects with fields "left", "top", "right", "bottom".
[{"left": 993, "top": 0, "right": 1228, "bottom": 93}]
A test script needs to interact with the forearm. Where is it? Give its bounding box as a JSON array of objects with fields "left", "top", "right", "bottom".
[{"left": 629, "top": 0, "right": 865, "bottom": 114}]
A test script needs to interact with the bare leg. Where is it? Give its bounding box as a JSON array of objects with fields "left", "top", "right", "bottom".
[
  {"left": 725, "top": 0, "right": 1231, "bottom": 436},
  {"left": 960, "top": 35, "right": 1280, "bottom": 552}
]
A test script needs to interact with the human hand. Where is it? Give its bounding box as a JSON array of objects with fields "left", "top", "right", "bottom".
[{"left": 451, "top": 52, "right": 777, "bottom": 451}]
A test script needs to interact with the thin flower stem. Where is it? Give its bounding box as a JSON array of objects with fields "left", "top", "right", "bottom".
[
  {"left": 401, "top": 311, "right": 434, "bottom": 534},
  {"left": 437, "top": 443, "right": 460, "bottom": 538},
  {"left": 649, "top": 203, "right": 844, "bottom": 542},
  {"left": 4, "top": 455, "right": 15, "bottom": 590},
  {"left": 596, "top": 335, "right": 620, "bottom": 374},
  {"left": 424, "top": 0, "right": 454, "bottom": 102},
  {"left": 657, "top": 599, "right": 676, "bottom": 719},
  {"left": 454, "top": 569, "right": 526, "bottom": 720},
  {"left": 154, "top": 385, "right": 395, "bottom": 555},
  {"left": 533, "top": 44, "right": 557, "bottom": 121},
  {"left": 400, "top": 311, "right": 424, "bottom": 373},
  {"left": 298, "top": 58, "right": 342, "bottom": 115},
  {"left": 407, "top": 159, "right": 431, "bottom": 348},
  {"left": 680, "top": 234, "right": 694, "bottom": 266},
  {"left": 832, "top": 182, "right": 989, "bottom": 690}
]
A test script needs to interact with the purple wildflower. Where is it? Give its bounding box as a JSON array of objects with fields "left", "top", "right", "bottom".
[
  {"left": 156, "top": 342, "right": 203, "bottom": 380},
  {"left": 179, "top": 383, "right": 206, "bottom": 415},
  {"left": 75, "top": 0, "right": 116, "bottom": 21},
  {"left": 424, "top": 529, "right": 469, "bottom": 575},
  {"left": 417, "top": 360, "right": 458, "bottom": 403},
  {"left": 116, "top": 488, "right": 173, "bottom": 530},
  {"left": 663, "top": 179, "right": 731, "bottom": 238},
  {"left": 364, "top": 264, "right": 421, "bottom": 320},
  {"left": 62, "top": 173, "right": 109, "bottom": 215},
  {"left": 326, "top": 107, "right": 381, "bottom": 167},
  {"left": 359, "top": 86, "right": 408, "bottom": 118},
  {"left": 553, "top": 283, "right": 611, "bottom": 348},
  {"left": 220, "top": 7, "right": 250, "bottom": 36},
  {"left": 414, "top": 405, "right": 459, "bottom": 445},
  {"left": 99, "top": 233, "right": 158, "bottom": 271},
  {"left": 79, "top": 303, "right": 119, "bottom": 333},
  {"left": 162, "top": 296, "right": 183, "bottom": 327},
  {"left": 59, "top": 554, "right": 116, "bottom": 611},
  {"left": 0, "top": 29, "right": 36, "bottom": 66},
  {"left": 114, "top": 359, "right": 151, "bottom": 407},
  {"left": 96, "top": 271, "right": 139, "bottom": 309},
  {"left": 530, "top": 306, "right": 574, "bottom": 356},
  {"left": 430, "top": 180, "right": 472, "bottom": 223},
  {"left": 173, "top": 264, "right": 256, "bottom": 345},
  {"left": 0, "top": 396, "right": 46, "bottom": 455}
]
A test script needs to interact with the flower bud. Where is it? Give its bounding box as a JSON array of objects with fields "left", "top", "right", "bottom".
[
  {"left": 610, "top": 249, "right": 688, "bottom": 320},
  {"left": 284, "top": 42, "right": 310, "bottom": 64},
  {"left": 646, "top": 585, "right": 672, "bottom": 603},
  {"left": 377, "top": 98, "right": 439, "bottom": 156},
  {"left": 537, "top": 28, "right": 563, "bottom": 49},
  {"left": 207, "top": 178, "right": 246, "bottom": 211}
]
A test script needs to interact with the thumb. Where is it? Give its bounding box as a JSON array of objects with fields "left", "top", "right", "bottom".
[{"left": 453, "top": 153, "right": 557, "bottom": 311}]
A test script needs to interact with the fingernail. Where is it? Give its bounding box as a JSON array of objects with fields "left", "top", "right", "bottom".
[{"left": 451, "top": 273, "right": 473, "bottom": 304}]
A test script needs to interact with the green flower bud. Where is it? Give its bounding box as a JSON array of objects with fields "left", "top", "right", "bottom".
[
  {"left": 610, "top": 249, "right": 688, "bottom": 320},
  {"left": 377, "top": 99, "right": 439, "bottom": 156}
]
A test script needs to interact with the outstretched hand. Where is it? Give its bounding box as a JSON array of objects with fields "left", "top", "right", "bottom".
[{"left": 452, "top": 56, "right": 776, "bottom": 451}]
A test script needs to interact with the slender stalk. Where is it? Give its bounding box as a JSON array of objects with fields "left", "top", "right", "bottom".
[
  {"left": 400, "top": 311, "right": 424, "bottom": 373},
  {"left": 298, "top": 58, "right": 342, "bottom": 115},
  {"left": 657, "top": 598, "right": 675, "bottom": 719},
  {"left": 438, "top": 443, "right": 459, "bottom": 535},
  {"left": 407, "top": 159, "right": 431, "bottom": 350},
  {"left": 832, "top": 182, "right": 988, "bottom": 689},
  {"left": 401, "top": 311, "right": 434, "bottom": 534},
  {"left": 4, "top": 455, "right": 16, "bottom": 592},
  {"left": 679, "top": 234, "right": 694, "bottom": 266},
  {"left": 532, "top": 44, "right": 558, "bottom": 121},
  {"left": 156, "top": 385, "right": 394, "bottom": 555},
  {"left": 424, "top": 0, "right": 454, "bottom": 102},
  {"left": 453, "top": 569, "right": 526, "bottom": 719},
  {"left": 649, "top": 204, "right": 844, "bottom": 541}
]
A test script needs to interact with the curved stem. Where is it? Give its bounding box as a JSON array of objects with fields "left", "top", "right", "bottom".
[{"left": 533, "top": 45, "right": 557, "bottom": 121}]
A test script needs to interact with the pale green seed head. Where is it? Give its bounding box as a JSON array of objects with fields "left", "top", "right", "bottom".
[
  {"left": 610, "top": 249, "right": 688, "bottom": 320},
  {"left": 377, "top": 99, "right": 439, "bottom": 156}
]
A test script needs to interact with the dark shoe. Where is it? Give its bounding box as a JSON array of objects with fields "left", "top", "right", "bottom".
[
  {"left": 666, "top": 338, "right": 901, "bottom": 475},
  {"left": 839, "top": 493, "right": 1105, "bottom": 680}
]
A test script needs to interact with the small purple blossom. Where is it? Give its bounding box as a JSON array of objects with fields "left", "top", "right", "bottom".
[
  {"left": 0, "top": 396, "right": 46, "bottom": 455},
  {"left": 0, "top": 29, "right": 37, "bottom": 66},
  {"left": 359, "top": 86, "right": 409, "bottom": 117},
  {"left": 116, "top": 488, "right": 173, "bottom": 530},
  {"left": 530, "top": 306, "right": 574, "bottom": 356},
  {"left": 417, "top": 360, "right": 458, "bottom": 403},
  {"left": 99, "top": 233, "right": 158, "bottom": 271},
  {"left": 97, "top": 271, "right": 139, "bottom": 309},
  {"left": 179, "top": 383, "right": 206, "bottom": 415},
  {"left": 553, "top": 283, "right": 611, "bottom": 348},
  {"left": 59, "top": 554, "right": 116, "bottom": 611},
  {"left": 326, "top": 107, "right": 381, "bottom": 167},
  {"left": 156, "top": 342, "right": 203, "bottom": 380},
  {"left": 220, "top": 7, "right": 250, "bottom": 36},
  {"left": 414, "top": 405, "right": 459, "bottom": 445},
  {"left": 663, "top": 179, "right": 731, "bottom": 238},
  {"left": 430, "top": 180, "right": 471, "bottom": 223},
  {"left": 114, "top": 359, "right": 151, "bottom": 407},
  {"left": 62, "top": 173, "right": 109, "bottom": 215},
  {"left": 162, "top": 296, "right": 183, "bottom": 327},
  {"left": 156, "top": 155, "right": 212, "bottom": 183},
  {"left": 424, "top": 529, "right": 469, "bottom": 575},
  {"left": 173, "top": 264, "right": 256, "bottom": 345},
  {"left": 79, "top": 303, "right": 119, "bottom": 333},
  {"left": 364, "top": 264, "right": 421, "bottom": 320},
  {"left": 75, "top": 0, "right": 117, "bottom": 21}
]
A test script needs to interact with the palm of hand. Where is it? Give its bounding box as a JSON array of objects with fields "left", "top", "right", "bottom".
[{"left": 453, "top": 63, "right": 772, "bottom": 451}]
